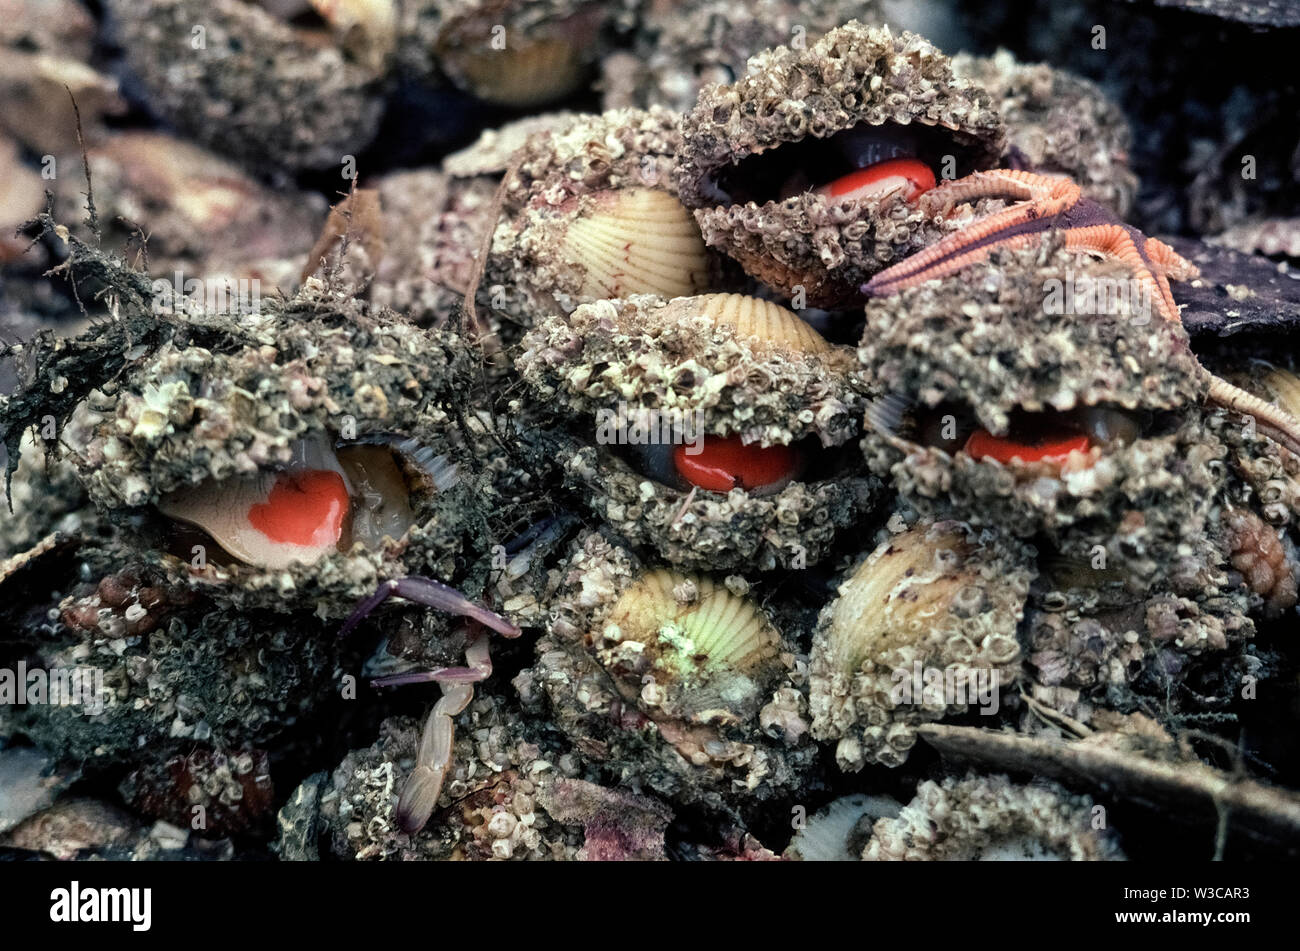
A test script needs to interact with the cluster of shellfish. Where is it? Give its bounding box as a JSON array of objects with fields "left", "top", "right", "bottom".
[{"left": 2, "top": 2, "right": 1299, "bottom": 862}]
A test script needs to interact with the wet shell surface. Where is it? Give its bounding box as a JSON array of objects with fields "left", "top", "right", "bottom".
[
  {"left": 660, "top": 294, "right": 831, "bottom": 355},
  {"left": 39, "top": 280, "right": 478, "bottom": 615},
  {"left": 489, "top": 108, "right": 727, "bottom": 321},
  {"left": 604, "top": 569, "right": 783, "bottom": 681},
  {"left": 518, "top": 293, "right": 860, "bottom": 447},
  {"left": 857, "top": 242, "right": 1229, "bottom": 587},
  {"left": 675, "top": 22, "right": 1006, "bottom": 307},
  {"left": 809, "top": 519, "right": 1035, "bottom": 770}
]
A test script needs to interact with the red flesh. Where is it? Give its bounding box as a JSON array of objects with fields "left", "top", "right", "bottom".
[
  {"left": 247, "top": 469, "right": 349, "bottom": 547},
  {"left": 964, "top": 429, "right": 1091, "bottom": 465},
  {"left": 673, "top": 436, "right": 799, "bottom": 492},
  {"left": 820, "top": 158, "right": 937, "bottom": 204}
]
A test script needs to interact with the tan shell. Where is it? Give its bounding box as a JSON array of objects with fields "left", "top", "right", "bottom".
[
  {"left": 1260, "top": 365, "right": 1300, "bottom": 421},
  {"left": 662, "top": 293, "right": 831, "bottom": 355},
  {"left": 824, "top": 524, "right": 1000, "bottom": 676},
  {"left": 440, "top": 33, "right": 585, "bottom": 108},
  {"left": 808, "top": 519, "right": 1034, "bottom": 770},
  {"left": 561, "top": 188, "right": 711, "bottom": 301},
  {"left": 604, "top": 569, "right": 782, "bottom": 681}
]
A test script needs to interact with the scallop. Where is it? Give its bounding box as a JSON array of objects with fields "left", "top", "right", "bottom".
[
  {"left": 558, "top": 188, "right": 711, "bottom": 301},
  {"left": 808, "top": 519, "right": 1035, "bottom": 770},
  {"left": 442, "top": 34, "right": 585, "bottom": 108},
  {"left": 786, "top": 793, "right": 902, "bottom": 862},
  {"left": 674, "top": 22, "right": 1006, "bottom": 307},
  {"left": 603, "top": 569, "right": 783, "bottom": 682},
  {"left": 435, "top": 5, "right": 606, "bottom": 109},
  {"left": 662, "top": 294, "right": 831, "bottom": 355}
]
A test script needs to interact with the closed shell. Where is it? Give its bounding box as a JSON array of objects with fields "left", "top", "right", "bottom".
[{"left": 809, "top": 519, "right": 1035, "bottom": 770}]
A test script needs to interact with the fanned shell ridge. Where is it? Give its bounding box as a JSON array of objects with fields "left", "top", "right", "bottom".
[
  {"left": 607, "top": 569, "right": 781, "bottom": 676},
  {"left": 564, "top": 188, "right": 710, "bottom": 300},
  {"left": 666, "top": 293, "right": 830, "bottom": 354}
]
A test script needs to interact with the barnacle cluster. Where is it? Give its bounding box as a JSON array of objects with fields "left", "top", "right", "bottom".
[{"left": 1, "top": 1, "right": 1298, "bottom": 865}]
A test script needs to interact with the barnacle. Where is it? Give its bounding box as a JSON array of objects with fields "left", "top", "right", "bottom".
[
  {"left": 858, "top": 242, "right": 1222, "bottom": 588},
  {"left": 862, "top": 773, "right": 1124, "bottom": 860},
  {"left": 600, "top": 0, "right": 884, "bottom": 113}
]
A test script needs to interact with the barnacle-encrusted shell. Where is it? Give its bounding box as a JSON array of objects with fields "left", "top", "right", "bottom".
[
  {"left": 952, "top": 50, "right": 1138, "bottom": 216},
  {"left": 513, "top": 532, "right": 815, "bottom": 810},
  {"left": 661, "top": 294, "right": 831, "bottom": 354},
  {"left": 809, "top": 519, "right": 1034, "bottom": 770},
  {"left": 863, "top": 773, "right": 1124, "bottom": 860},
  {"left": 106, "top": 0, "right": 385, "bottom": 172},
  {"left": 675, "top": 22, "right": 1005, "bottom": 306},
  {"left": 42, "top": 280, "right": 478, "bottom": 614},
  {"left": 520, "top": 294, "right": 859, "bottom": 446},
  {"left": 599, "top": 0, "right": 883, "bottom": 113},
  {"left": 858, "top": 243, "right": 1222, "bottom": 586},
  {"left": 489, "top": 108, "right": 727, "bottom": 320},
  {"left": 516, "top": 294, "right": 880, "bottom": 570}
]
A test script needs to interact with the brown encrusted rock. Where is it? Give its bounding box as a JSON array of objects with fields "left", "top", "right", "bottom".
[
  {"left": 952, "top": 50, "right": 1138, "bottom": 217},
  {"left": 106, "top": 0, "right": 385, "bottom": 172},
  {"left": 863, "top": 772, "right": 1124, "bottom": 860},
  {"left": 675, "top": 22, "right": 1005, "bottom": 306}
]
